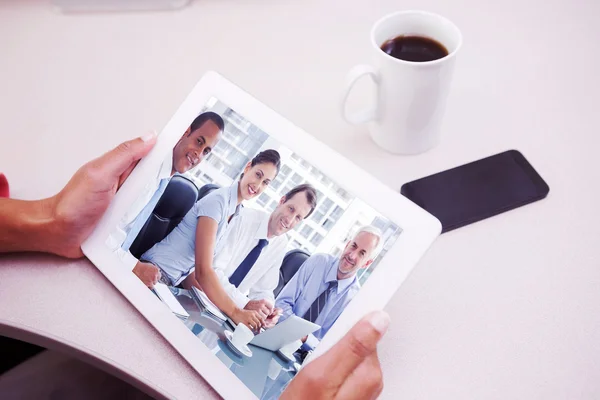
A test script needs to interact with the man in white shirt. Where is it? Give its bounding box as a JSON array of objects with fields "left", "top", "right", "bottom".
[
  {"left": 105, "top": 111, "right": 224, "bottom": 287},
  {"left": 181, "top": 184, "right": 318, "bottom": 328}
]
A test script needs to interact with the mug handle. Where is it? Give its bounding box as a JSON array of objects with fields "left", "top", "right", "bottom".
[{"left": 341, "top": 64, "right": 379, "bottom": 125}]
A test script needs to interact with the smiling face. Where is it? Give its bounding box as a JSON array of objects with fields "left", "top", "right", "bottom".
[
  {"left": 337, "top": 231, "right": 380, "bottom": 280},
  {"left": 171, "top": 120, "right": 222, "bottom": 174},
  {"left": 238, "top": 162, "right": 278, "bottom": 201},
  {"left": 267, "top": 192, "right": 313, "bottom": 238}
]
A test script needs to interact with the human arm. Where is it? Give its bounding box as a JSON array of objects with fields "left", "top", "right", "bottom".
[
  {"left": 263, "top": 306, "right": 283, "bottom": 329},
  {"left": 0, "top": 134, "right": 156, "bottom": 258},
  {"left": 274, "top": 255, "right": 315, "bottom": 322},
  {"left": 132, "top": 261, "right": 161, "bottom": 288},
  {"left": 193, "top": 216, "right": 262, "bottom": 329},
  {"left": 210, "top": 216, "right": 253, "bottom": 308},
  {"left": 0, "top": 198, "right": 59, "bottom": 255}
]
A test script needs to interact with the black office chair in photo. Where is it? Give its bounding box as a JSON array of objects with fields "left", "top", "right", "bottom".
[
  {"left": 129, "top": 176, "right": 208, "bottom": 259},
  {"left": 273, "top": 249, "right": 311, "bottom": 298},
  {"left": 197, "top": 183, "right": 220, "bottom": 201}
]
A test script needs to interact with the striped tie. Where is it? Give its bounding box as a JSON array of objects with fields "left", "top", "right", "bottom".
[{"left": 303, "top": 281, "right": 337, "bottom": 323}]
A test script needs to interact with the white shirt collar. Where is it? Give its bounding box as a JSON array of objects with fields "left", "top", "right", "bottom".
[
  {"left": 227, "top": 182, "right": 242, "bottom": 218},
  {"left": 336, "top": 274, "right": 358, "bottom": 293},
  {"left": 255, "top": 213, "right": 270, "bottom": 240},
  {"left": 158, "top": 153, "right": 173, "bottom": 180}
]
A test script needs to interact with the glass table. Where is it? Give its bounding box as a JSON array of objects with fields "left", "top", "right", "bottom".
[{"left": 167, "top": 287, "right": 299, "bottom": 399}]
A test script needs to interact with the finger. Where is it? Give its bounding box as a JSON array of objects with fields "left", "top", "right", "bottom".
[
  {"left": 262, "top": 304, "right": 273, "bottom": 315},
  {"left": 270, "top": 307, "right": 282, "bottom": 318},
  {"left": 263, "top": 301, "right": 274, "bottom": 313},
  {"left": 97, "top": 132, "right": 157, "bottom": 180},
  {"left": 311, "top": 311, "right": 389, "bottom": 386},
  {"left": 335, "top": 353, "right": 384, "bottom": 400}
]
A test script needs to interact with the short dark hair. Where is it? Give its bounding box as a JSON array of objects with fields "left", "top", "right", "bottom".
[
  {"left": 249, "top": 149, "right": 282, "bottom": 175},
  {"left": 283, "top": 184, "right": 318, "bottom": 219},
  {"left": 188, "top": 111, "right": 225, "bottom": 135}
]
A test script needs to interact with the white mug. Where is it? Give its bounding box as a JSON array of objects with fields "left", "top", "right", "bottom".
[
  {"left": 341, "top": 11, "right": 462, "bottom": 154},
  {"left": 231, "top": 323, "right": 254, "bottom": 348}
]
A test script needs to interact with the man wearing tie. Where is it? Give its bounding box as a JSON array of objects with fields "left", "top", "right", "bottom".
[
  {"left": 274, "top": 226, "right": 383, "bottom": 351},
  {"left": 105, "top": 111, "right": 224, "bottom": 287},
  {"left": 181, "top": 184, "right": 318, "bottom": 329}
]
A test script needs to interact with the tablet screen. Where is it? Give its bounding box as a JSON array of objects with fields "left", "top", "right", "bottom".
[{"left": 108, "top": 96, "right": 403, "bottom": 399}]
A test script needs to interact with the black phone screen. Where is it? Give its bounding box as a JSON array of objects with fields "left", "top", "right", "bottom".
[{"left": 400, "top": 150, "right": 550, "bottom": 233}]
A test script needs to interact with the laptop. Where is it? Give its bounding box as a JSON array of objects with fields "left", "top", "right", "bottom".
[{"left": 250, "top": 315, "right": 320, "bottom": 351}]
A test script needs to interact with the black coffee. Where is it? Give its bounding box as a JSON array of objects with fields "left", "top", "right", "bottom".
[{"left": 380, "top": 35, "right": 448, "bottom": 62}]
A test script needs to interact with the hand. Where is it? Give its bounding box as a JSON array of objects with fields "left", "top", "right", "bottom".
[
  {"left": 301, "top": 335, "right": 308, "bottom": 343},
  {"left": 263, "top": 307, "right": 282, "bottom": 329},
  {"left": 281, "top": 311, "right": 390, "bottom": 400},
  {"left": 244, "top": 299, "right": 273, "bottom": 321},
  {"left": 133, "top": 261, "right": 161, "bottom": 288},
  {"left": 44, "top": 133, "right": 157, "bottom": 258},
  {"left": 231, "top": 308, "right": 263, "bottom": 332}
]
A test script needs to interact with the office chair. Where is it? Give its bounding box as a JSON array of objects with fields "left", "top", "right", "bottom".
[
  {"left": 273, "top": 249, "right": 311, "bottom": 298},
  {"left": 197, "top": 183, "right": 220, "bottom": 201},
  {"left": 129, "top": 175, "right": 204, "bottom": 259}
]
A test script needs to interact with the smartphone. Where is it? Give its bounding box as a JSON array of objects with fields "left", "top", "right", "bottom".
[{"left": 400, "top": 150, "right": 550, "bottom": 233}]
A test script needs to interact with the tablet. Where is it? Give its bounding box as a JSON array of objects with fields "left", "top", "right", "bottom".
[{"left": 82, "top": 71, "right": 441, "bottom": 399}]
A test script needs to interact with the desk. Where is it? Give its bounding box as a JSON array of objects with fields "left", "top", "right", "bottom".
[
  {"left": 168, "top": 287, "right": 297, "bottom": 399},
  {"left": 1, "top": 1, "right": 600, "bottom": 399}
]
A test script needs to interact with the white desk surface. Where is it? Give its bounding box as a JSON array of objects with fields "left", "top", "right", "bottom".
[{"left": 1, "top": 1, "right": 599, "bottom": 399}]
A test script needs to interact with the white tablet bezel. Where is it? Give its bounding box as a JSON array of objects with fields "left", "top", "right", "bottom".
[{"left": 82, "top": 71, "right": 441, "bottom": 399}]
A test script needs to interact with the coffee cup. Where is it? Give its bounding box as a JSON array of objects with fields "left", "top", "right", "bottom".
[
  {"left": 231, "top": 323, "right": 254, "bottom": 349},
  {"left": 341, "top": 10, "right": 462, "bottom": 154}
]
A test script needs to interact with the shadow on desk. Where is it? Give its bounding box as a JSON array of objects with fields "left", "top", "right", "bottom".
[
  {"left": 0, "top": 335, "right": 45, "bottom": 374},
  {"left": 0, "top": 349, "right": 153, "bottom": 399}
]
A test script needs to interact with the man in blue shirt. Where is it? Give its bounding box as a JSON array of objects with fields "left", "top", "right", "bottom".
[
  {"left": 106, "top": 111, "right": 224, "bottom": 287},
  {"left": 274, "top": 226, "right": 383, "bottom": 350}
]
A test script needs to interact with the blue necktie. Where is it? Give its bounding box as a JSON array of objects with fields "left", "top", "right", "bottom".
[
  {"left": 122, "top": 177, "right": 170, "bottom": 251},
  {"left": 303, "top": 281, "right": 337, "bottom": 323},
  {"left": 229, "top": 239, "right": 269, "bottom": 287}
]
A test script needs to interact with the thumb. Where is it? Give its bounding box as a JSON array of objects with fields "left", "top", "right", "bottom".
[
  {"left": 99, "top": 132, "right": 157, "bottom": 179},
  {"left": 312, "top": 310, "right": 390, "bottom": 383}
]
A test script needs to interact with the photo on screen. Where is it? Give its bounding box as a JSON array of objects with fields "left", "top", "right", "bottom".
[{"left": 105, "top": 97, "right": 402, "bottom": 399}]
